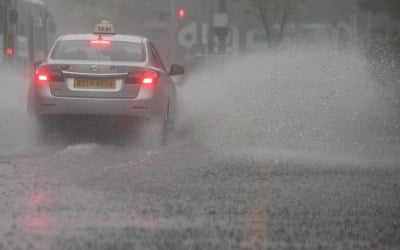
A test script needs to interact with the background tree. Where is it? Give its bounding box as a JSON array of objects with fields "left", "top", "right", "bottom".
[
  {"left": 230, "top": 0, "right": 358, "bottom": 46},
  {"left": 251, "top": 0, "right": 298, "bottom": 44},
  {"left": 230, "top": 0, "right": 303, "bottom": 45}
]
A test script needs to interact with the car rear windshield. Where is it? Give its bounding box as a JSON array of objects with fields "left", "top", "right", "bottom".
[{"left": 51, "top": 40, "right": 146, "bottom": 62}]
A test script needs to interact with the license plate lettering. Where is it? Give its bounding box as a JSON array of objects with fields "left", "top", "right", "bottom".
[{"left": 74, "top": 79, "right": 116, "bottom": 89}]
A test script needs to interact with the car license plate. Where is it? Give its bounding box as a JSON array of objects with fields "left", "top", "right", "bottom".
[{"left": 74, "top": 79, "right": 116, "bottom": 89}]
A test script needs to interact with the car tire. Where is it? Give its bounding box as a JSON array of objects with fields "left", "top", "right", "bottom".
[
  {"left": 160, "top": 118, "right": 169, "bottom": 146},
  {"left": 160, "top": 98, "right": 176, "bottom": 146}
]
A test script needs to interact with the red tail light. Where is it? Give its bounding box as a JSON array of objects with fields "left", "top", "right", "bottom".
[
  {"left": 126, "top": 70, "right": 159, "bottom": 87},
  {"left": 141, "top": 71, "right": 159, "bottom": 85},
  {"left": 35, "top": 66, "right": 64, "bottom": 85},
  {"left": 38, "top": 74, "right": 48, "bottom": 82}
]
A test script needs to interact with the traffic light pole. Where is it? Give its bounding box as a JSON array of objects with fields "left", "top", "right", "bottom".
[
  {"left": 214, "top": 0, "right": 228, "bottom": 53},
  {"left": 168, "top": 0, "right": 177, "bottom": 65}
]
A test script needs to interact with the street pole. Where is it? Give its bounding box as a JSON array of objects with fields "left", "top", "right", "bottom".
[
  {"left": 208, "top": 0, "right": 215, "bottom": 54},
  {"left": 170, "top": 0, "right": 176, "bottom": 21},
  {"left": 216, "top": 0, "right": 228, "bottom": 53}
]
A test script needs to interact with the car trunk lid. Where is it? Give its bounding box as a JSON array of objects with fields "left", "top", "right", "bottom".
[{"left": 47, "top": 62, "right": 146, "bottom": 99}]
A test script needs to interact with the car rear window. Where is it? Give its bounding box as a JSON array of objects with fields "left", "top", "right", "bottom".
[{"left": 51, "top": 40, "right": 146, "bottom": 62}]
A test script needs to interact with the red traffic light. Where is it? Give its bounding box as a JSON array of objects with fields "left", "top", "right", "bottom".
[
  {"left": 177, "top": 8, "right": 186, "bottom": 20},
  {"left": 6, "top": 48, "right": 13, "bottom": 56}
]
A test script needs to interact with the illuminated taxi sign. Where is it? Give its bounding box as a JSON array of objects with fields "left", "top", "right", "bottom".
[{"left": 93, "top": 20, "right": 116, "bottom": 35}]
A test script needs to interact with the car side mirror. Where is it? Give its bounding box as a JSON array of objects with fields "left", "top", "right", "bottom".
[{"left": 169, "top": 64, "right": 184, "bottom": 76}]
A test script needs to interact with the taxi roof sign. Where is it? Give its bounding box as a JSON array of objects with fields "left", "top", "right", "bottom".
[{"left": 93, "top": 20, "right": 116, "bottom": 35}]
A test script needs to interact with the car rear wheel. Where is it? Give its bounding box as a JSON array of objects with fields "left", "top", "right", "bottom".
[
  {"left": 160, "top": 117, "right": 169, "bottom": 146},
  {"left": 160, "top": 98, "right": 176, "bottom": 146}
]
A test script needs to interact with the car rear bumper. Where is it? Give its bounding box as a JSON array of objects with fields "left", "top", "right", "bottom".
[{"left": 32, "top": 88, "right": 157, "bottom": 117}]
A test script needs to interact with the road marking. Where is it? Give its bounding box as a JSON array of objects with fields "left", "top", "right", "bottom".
[{"left": 240, "top": 167, "right": 270, "bottom": 250}]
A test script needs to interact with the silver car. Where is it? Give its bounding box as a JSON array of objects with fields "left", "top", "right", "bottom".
[{"left": 28, "top": 27, "right": 184, "bottom": 144}]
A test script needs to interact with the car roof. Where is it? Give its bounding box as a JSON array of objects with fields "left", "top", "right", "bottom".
[{"left": 59, "top": 34, "right": 146, "bottom": 43}]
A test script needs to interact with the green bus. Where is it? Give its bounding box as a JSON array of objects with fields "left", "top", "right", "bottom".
[{"left": 0, "top": 0, "right": 55, "bottom": 68}]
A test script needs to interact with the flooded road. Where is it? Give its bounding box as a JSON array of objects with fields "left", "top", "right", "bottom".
[
  {"left": 0, "top": 144, "right": 399, "bottom": 249},
  {"left": 0, "top": 47, "right": 400, "bottom": 249}
]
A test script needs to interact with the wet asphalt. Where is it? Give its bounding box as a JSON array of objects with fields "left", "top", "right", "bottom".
[{"left": 0, "top": 142, "right": 399, "bottom": 250}]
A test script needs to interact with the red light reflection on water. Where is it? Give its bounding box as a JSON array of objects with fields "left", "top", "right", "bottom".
[
  {"left": 22, "top": 215, "right": 53, "bottom": 250},
  {"left": 25, "top": 216, "right": 50, "bottom": 229},
  {"left": 29, "top": 193, "right": 50, "bottom": 206},
  {"left": 22, "top": 193, "right": 54, "bottom": 234},
  {"left": 22, "top": 213, "right": 54, "bottom": 235}
]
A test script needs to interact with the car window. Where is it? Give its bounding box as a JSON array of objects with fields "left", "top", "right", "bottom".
[
  {"left": 149, "top": 43, "right": 166, "bottom": 71},
  {"left": 51, "top": 40, "right": 146, "bottom": 62}
]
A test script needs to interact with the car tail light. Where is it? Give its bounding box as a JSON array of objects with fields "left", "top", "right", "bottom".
[
  {"left": 38, "top": 74, "right": 48, "bottom": 81},
  {"left": 35, "top": 66, "right": 64, "bottom": 85},
  {"left": 126, "top": 70, "right": 159, "bottom": 87}
]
